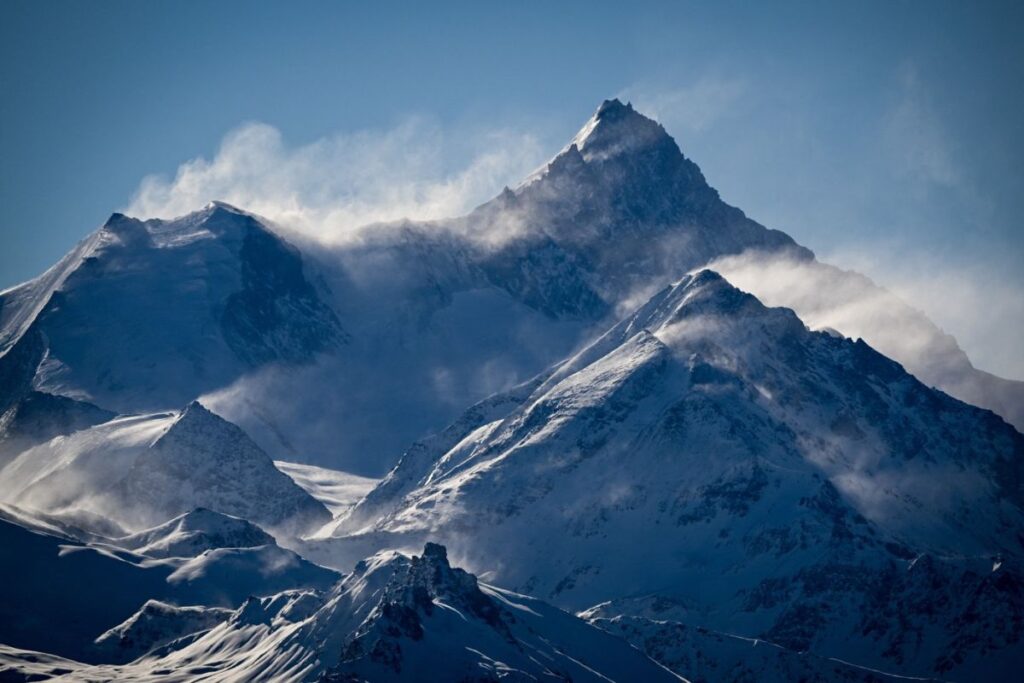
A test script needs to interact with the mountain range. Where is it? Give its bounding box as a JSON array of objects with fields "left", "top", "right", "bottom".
[{"left": 0, "top": 99, "right": 1021, "bottom": 681}]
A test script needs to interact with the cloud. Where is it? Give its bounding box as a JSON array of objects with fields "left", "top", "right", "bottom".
[
  {"left": 710, "top": 248, "right": 1024, "bottom": 383},
  {"left": 125, "top": 118, "right": 546, "bottom": 243},
  {"left": 619, "top": 76, "right": 747, "bottom": 133},
  {"left": 820, "top": 245, "right": 1024, "bottom": 381}
]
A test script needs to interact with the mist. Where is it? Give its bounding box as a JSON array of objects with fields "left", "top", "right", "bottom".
[{"left": 125, "top": 118, "right": 548, "bottom": 244}]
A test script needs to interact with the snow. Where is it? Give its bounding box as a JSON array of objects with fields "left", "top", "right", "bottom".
[
  {"left": 319, "top": 270, "right": 1024, "bottom": 680},
  {"left": 0, "top": 543, "right": 681, "bottom": 682},
  {"left": 115, "top": 508, "right": 275, "bottom": 558},
  {"left": 1, "top": 98, "right": 1022, "bottom": 681},
  {"left": 0, "top": 402, "right": 330, "bottom": 535},
  {"left": 274, "top": 461, "right": 378, "bottom": 516}
]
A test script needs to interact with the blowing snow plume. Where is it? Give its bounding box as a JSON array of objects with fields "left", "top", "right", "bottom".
[
  {"left": 125, "top": 119, "right": 546, "bottom": 244},
  {"left": 710, "top": 249, "right": 1024, "bottom": 430}
]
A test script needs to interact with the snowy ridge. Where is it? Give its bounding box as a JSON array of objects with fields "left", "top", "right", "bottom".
[
  {"left": 0, "top": 514, "right": 338, "bottom": 663},
  {"left": 92, "top": 600, "right": 232, "bottom": 664},
  {"left": 115, "top": 507, "right": 274, "bottom": 558},
  {"left": 0, "top": 543, "right": 682, "bottom": 682},
  {"left": 0, "top": 401, "right": 331, "bottom": 534},
  {"left": 326, "top": 270, "right": 1024, "bottom": 679}
]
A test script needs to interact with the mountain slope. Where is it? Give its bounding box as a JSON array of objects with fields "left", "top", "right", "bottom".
[
  {"left": 587, "top": 613, "right": 943, "bottom": 683},
  {"left": 0, "top": 401, "right": 331, "bottom": 534},
  {"left": 0, "top": 201, "right": 345, "bottom": 414},
  {"left": 0, "top": 543, "right": 682, "bottom": 682},
  {"left": 114, "top": 508, "right": 275, "bottom": 558},
  {"left": 711, "top": 251, "right": 1024, "bottom": 431},
  {"left": 4, "top": 99, "right": 1016, "bottom": 474},
  {"left": 0, "top": 513, "right": 338, "bottom": 662},
  {"left": 329, "top": 270, "right": 1024, "bottom": 679}
]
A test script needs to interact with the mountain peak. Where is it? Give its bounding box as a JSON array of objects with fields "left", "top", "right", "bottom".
[
  {"left": 174, "top": 399, "right": 217, "bottom": 427},
  {"left": 570, "top": 97, "right": 676, "bottom": 162},
  {"left": 206, "top": 200, "right": 244, "bottom": 213},
  {"left": 595, "top": 97, "right": 632, "bottom": 117}
]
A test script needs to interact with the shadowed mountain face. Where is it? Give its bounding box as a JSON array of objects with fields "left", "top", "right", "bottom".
[{"left": 0, "top": 202, "right": 346, "bottom": 415}]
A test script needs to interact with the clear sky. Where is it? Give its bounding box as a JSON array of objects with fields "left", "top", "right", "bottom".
[{"left": 2, "top": 0, "right": 1022, "bottom": 376}]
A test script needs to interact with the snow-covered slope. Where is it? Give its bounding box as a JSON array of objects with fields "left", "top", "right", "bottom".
[
  {"left": 3, "top": 99, "right": 1017, "bottom": 476},
  {"left": 327, "top": 270, "right": 1024, "bottom": 679},
  {"left": 711, "top": 251, "right": 1024, "bottom": 431},
  {"left": 0, "top": 543, "right": 682, "bottom": 682},
  {"left": 0, "top": 201, "right": 345, "bottom": 414},
  {"left": 275, "top": 460, "right": 379, "bottom": 516},
  {"left": 587, "top": 613, "right": 942, "bottom": 683},
  {"left": 92, "top": 600, "right": 232, "bottom": 664},
  {"left": 114, "top": 508, "right": 274, "bottom": 558},
  {"left": 0, "top": 390, "right": 115, "bottom": 466},
  {"left": 0, "top": 514, "right": 338, "bottom": 662},
  {"left": 0, "top": 401, "right": 330, "bottom": 534}
]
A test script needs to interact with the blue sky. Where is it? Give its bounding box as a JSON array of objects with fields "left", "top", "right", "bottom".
[{"left": 2, "top": 0, "right": 1022, "bottom": 376}]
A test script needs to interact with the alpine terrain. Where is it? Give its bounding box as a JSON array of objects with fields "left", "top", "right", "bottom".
[{"left": 0, "top": 99, "right": 1021, "bottom": 681}]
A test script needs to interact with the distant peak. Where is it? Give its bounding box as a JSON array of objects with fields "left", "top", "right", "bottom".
[
  {"left": 182, "top": 399, "right": 212, "bottom": 414},
  {"left": 595, "top": 97, "right": 634, "bottom": 119},
  {"left": 543, "top": 98, "right": 677, "bottom": 171},
  {"left": 422, "top": 542, "right": 449, "bottom": 564},
  {"left": 101, "top": 212, "right": 145, "bottom": 235},
  {"left": 103, "top": 212, "right": 131, "bottom": 226},
  {"left": 205, "top": 200, "right": 245, "bottom": 214},
  {"left": 170, "top": 400, "right": 220, "bottom": 428}
]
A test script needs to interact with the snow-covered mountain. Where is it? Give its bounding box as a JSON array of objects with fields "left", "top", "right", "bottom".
[
  {"left": 2, "top": 99, "right": 1018, "bottom": 478},
  {"left": 1, "top": 98, "right": 1022, "bottom": 681},
  {"left": 0, "top": 202, "right": 346, "bottom": 411},
  {"left": 114, "top": 507, "right": 275, "bottom": 558},
  {"left": 326, "top": 270, "right": 1024, "bottom": 680},
  {"left": 586, "top": 613, "right": 942, "bottom": 683},
  {"left": 0, "top": 401, "right": 330, "bottom": 534},
  {"left": 0, "top": 509, "right": 338, "bottom": 663},
  {"left": 0, "top": 543, "right": 682, "bottom": 682}
]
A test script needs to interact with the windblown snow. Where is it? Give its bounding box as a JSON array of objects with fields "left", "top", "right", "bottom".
[{"left": 1, "top": 98, "right": 1021, "bottom": 682}]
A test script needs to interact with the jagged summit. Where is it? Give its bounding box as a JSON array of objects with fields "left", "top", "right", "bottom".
[
  {"left": 206, "top": 199, "right": 245, "bottom": 213},
  {"left": 486, "top": 99, "right": 811, "bottom": 303},
  {"left": 571, "top": 97, "right": 677, "bottom": 162},
  {"left": 339, "top": 266, "right": 1024, "bottom": 678},
  {"left": 166, "top": 400, "right": 218, "bottom": 431}
]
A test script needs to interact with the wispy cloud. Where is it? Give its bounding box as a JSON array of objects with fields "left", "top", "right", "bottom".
[
  {"left": 619, "top": 76, "right": 747, "bottom": 133},
  {"left": 125, "top": 119, "right": 546, "bottom": 242},
  {"left": 711, "top": 247, "right": 1024, "bottom": 382},
  {"left": 884, "top": 63, "right": 960, "bottom": 189}
]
